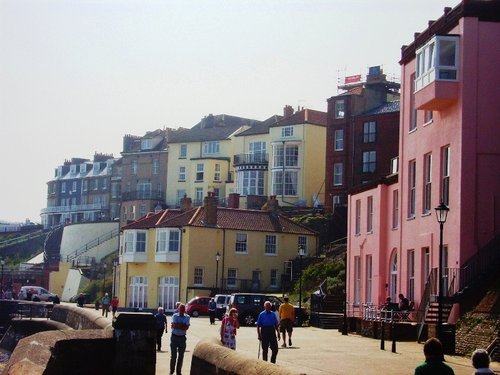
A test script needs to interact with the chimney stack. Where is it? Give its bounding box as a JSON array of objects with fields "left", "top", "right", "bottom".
[
  {"left": 265, "top": 195, "right": 280, "bottom": 215},
  {"left": 204, "top": 192, "right": 218, "bottom": 225},
  {"left": 283, "top": 105, "right": 294, "bottom": 118},
  {"left": 180, "top": 194, "right": 192, "bottom": 212},
  {"left": 227, "top": 193, "right": 240, "bottom": 209}
]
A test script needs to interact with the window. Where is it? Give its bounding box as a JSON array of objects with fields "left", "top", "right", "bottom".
[
  {"left": 362, "top": 151, "right": 376, "bottom": 173},
  {"left": 333, "top": 163, "right": 343, "bottom": 186},
  {"left": 141, "top": 138, "right": 153, "bottom": 150},
  {"left": 80, "top": 163, "right": 87, "bottom": 174},
  {"left": 158, "top": 276, "right": 179, "bottom": 312},
  {"left": 408, "top": 160, "right": 416, "bottom": 218},
  {"left": 137, "top": 181, "right": 152, "bottom": 199},
  {"left": 423, "top": 153, "right": 432, "bottom": 214},
  {"left": 61, "top": 182, "right": 66, "bottom": 193},
  {"left": 363, "top": 121, "right": 376, "bottom": 143},
  {"left": 178, "top": 166, "right": 186, "bottom": 181},
  {"left": 392, "top": 190, "right": 399, "bottom": 229},
  {"left": 195, "top": 187, "right": 203, "bottom": 203},
  {"left": 194, "top": 267, "right": 204, "bottom": 286},
  {"left": 214, "top": 164, "right": 221, "bottom": 181},
  {"left": 298, "top": 236, "right": 307, "bottom": 253},
  {"left": 334, "top": 129, "right": 344, "bottom": 151},
  {"left": 128, "top": 276, "right": 147, "bottom": 308},
  {"left": 410, "top": 73, "right": 417, "bottom": 132},
  {"left": 441, "top": 146, "right": 450, "bottom": 206},
  {"left": 227, "top": 269, "right": 237, "bottom": 287},
  {"left": 415, "top": 35, "right": 459, "bottom": 92},
  {"left": 70, "top": 165, "right": 77, "bottom": 176},
  {"left": 249, "top": 142, "right": 266, "bottom": 161},
  {"left": 273, "top": 144, "right": 298, "bottom": 167},
  {"left": 131, "top": 160, "right": 137, "bottom": 175},
  {"left": 152, "top": 159, "right": 159, "bottom": 175},
  {"left": 238, "top": 170, "right": 265, "bottom": 196},
  {"left": 176, "top": 190, "right": 186, "bottom": 206},
  {"left": 265, "top": 235, "right": 277, "bottom": 255},
  {"left": 355, "top": 199, "right": 361, "bottom": 235},
  {"left": 422, "top": 247, "right": 430, "bottom": 290},
  {"left": 203, "top": 141, "right": 220, "bottom": 154},
  {"left": 72, "top": 181, "right": 77, "bottom": 192},
  {"left": 354, "top": 256, "right": 361, "bottom": 304},
  {"left": 156, "top": 229, "right": 180, "bottom": 252},
  {"left": 235, "top": 233, "right": 247, "bottom": 253},
  {"left": 93, "top": 179, "right": 99, "bottom": 190},
  {"left": 140, "top": 205, "right": 146, "bottom": 217},
  {"left": 367, "top": 196, "right": 373, "bottom": 233},
  {"left": 131, "top": 205, "right": 136, "bottom": 220},
  {"left": 424, "top": 111, "right": 433, "bottom": 124},
  {"left": 272, "top": 170, "right": 297, "bottom": 196},
  {"left": 335, "top": 100, "right": 345, "bottom": 119},
  {"left": 82, "top": 180, "right": 88, "bottom": 192},
  {"left": 365, "top": 255, "right": 372, "bottom": 303},
  {"left": 408, "top": 249, "right": 415, "bottom": 301},
  {"left": 124, "top": 230, "right": 147, "bottom": 253},
  {"left": 281, "top": 126, "right": 294, "bottom": 137},
  {"left": 196, "top": 163, "right": 204, "bottom": 181},
  {"left": 102, "top": 179, "right": 107, "bottom": 190},
  {"left": 270, "top": 269, "right": 278, "bottom": 288},
  {"left": 179, "top": 144, "right": 187, "bottom": 158}
]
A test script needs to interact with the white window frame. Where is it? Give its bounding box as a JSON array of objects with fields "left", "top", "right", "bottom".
[
  {"left": 281, "top": 126, "right": 294, "bottom": 137},
  {"left": 227, "top": 268, "right": 237, "bottom": 287},
  {"left": 335, "top": 100, "right": 345, "bottom": 119},
  {"left": 270, "top": 269, "right": 278, "bottom": 288},
  {"left": 367, "top": 196, "right": 373, "bottom": 233},
  {"left": 298, "top": 236, "right": 307, "bottom": 254},
  {"left": 354, "top": 256, "right": 361, "bottom": 304},
  {"left": 264, "top": 235, "right": 277, "bottom": 256},
  {"left": 423, "top": 153, "right": 432, "bottom": 214},
  {"left": 272, "top": 170, "right": 298, "bottom": 196},
  {"left": 392, "top": 190, "right": 399, "bottom": 229},
  {"left": 362, "top": 151, "right": 376, "bottom": 173},
  {"left": 158, "top": 276, "right": 179, "bottom": 312},
  {"left": 203, "top": 141, "right": 220, "bottom": 155},
  {"left": 156, "top": 229, "right": 181, "bottom": 253},
  {"left": 334, "top": 129, "right": 344, "bottom": 151},
  {"left": 179, "top": 166, "right": 186, "bottom": 181},
  {"left": 128, "top": 276, "right": 148, "bottom": 308},
  {"left": 194, "top": 267, "right": 204, "bottom": 286},
  {"left": 355, "top": 199, "right": 361, "bottom": 235},
  {"left": 238, "top": 170, "right": 265, "bottom": 196},
  {"left": 408, "top": 249, "right": 415, "bottom": 301},
  {"left": 141, "top": 138, "right": 153, "bottom": 150},
  {"left": 408, "top": 160, "right": 416, "bottom": 218},
  {"left": 124, "top": 230, "right": 147, "bottom": 253},
  {"left": 131, "top": 160, "right": 137, "bottom": 175},
  {"left": 415, "top": 35, "right": 459, "bottom": 92},
  {"left": 365, "top": 255, "right": 372, "bottom": 304},
  {"left": 196, "top": 163, "right": 204, "bottom": 181},
  {"left": 333, "top": 163, "right": 343, "bottom": 186},
  {"left": 441, "top": 146, "right": 450, "bottom": 206},
  {"left": 363, "top": 121, "right": 376, "bottom": 143},
  {"left": 235, "top": 233, "right": 247, "bottom": 253},
  {"left": 179, "top": 144, "right": 187, "bottom": 158},
  {"left": 214, "top": 164, "right": 221, "bottom": 181},
  {"left": 152, "top": 159, "right": 160, "bottom": 175}
]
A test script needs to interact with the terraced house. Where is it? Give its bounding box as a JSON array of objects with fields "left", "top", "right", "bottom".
[{"left": 119, "top": 194, "right": 318, "bottom": 311}]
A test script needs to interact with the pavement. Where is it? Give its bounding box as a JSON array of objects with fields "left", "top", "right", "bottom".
[{"left": 153, "top": 315, "right": 500, "bottom": 375}]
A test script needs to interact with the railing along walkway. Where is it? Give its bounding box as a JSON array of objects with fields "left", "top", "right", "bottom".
[{"left": 362, "top": 304, "right": 415, "bottom": 323}]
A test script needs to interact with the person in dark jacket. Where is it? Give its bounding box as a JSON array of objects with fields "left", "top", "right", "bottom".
[{"left": 154, "top": 307, "right": 168, "bottom": 352}]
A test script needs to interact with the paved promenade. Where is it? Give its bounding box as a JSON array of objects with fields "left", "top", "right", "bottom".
[{"left": 153, "top": 315, "right": 500, "bottom": 375}]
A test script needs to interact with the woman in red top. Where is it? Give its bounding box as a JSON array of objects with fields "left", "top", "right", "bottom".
[
  {"left": 111, "top": 296, "right": 119, "bottom": 318},
  {"left": 220, "top": 308, "right": 240, "bottom": 349}
]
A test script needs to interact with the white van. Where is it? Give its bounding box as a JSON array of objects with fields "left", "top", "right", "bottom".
[
  {"left": 214, "top": 294, "right": 231, "bottom": 320},
  {"left": 18, "top": 286, "right": 57, "bottom": 302}
]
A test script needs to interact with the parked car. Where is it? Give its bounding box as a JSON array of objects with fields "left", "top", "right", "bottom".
[
  {"left": 214, "top": 294, "right": 231, "bottom": 320},
  {"left": 227, "top": 293, "right": 309, "bottom": 326},
  {"left": 18, "top": 286, "right": 57, "bottom": 302},
  {"left": 185, "top": 296, "right": 211, "bottom": 317}
]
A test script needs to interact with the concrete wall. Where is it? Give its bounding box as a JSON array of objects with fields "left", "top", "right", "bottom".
[{"left": 191, "top": 337, "right": 299, "bottom": 375}]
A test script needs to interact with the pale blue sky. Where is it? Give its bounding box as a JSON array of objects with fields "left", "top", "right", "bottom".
[{"left": 0, "top": 0, "right": 455, "bottom": 223}]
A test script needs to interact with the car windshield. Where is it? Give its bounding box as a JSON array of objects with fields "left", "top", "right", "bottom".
[{"left": 187, "top": 297, "right": 198, "bottom": 304}]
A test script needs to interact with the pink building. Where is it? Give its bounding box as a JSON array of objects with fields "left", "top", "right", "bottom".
[{"left": 347, "top": 0, "right": 500, "bottom": 326}]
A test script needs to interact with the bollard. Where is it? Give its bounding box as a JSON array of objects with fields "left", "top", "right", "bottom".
[
  {"left": 391, "top": 319, "right": 396, "bottom": 353},
  {"left": 380, "top": 320, "right": 385, "bottom": 350}
]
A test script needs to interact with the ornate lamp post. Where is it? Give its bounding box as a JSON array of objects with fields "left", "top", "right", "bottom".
[
  {"left": 215, "top": 252, "right": 221, "bottom": 292},
  {"left": 298, "top": 245, "right": 306, "bottom": 319},
  {"left": 435, "top": 202, "right": 449, "bottom": 340}
]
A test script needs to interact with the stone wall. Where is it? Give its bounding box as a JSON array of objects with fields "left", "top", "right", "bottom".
[{"left": 191, "top": 337, "right": 299, "bottom": 375}]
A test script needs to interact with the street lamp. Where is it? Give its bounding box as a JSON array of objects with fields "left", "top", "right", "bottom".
[
  {"left": 215, "top": 252, "right": 221, "bottom": 292},
  {"left": 112, "top": 259, "right": 119, "bottom": 297},
  {"left": 298, "top": 245, "right": 306, "bottom": 323},
  {"left": 103, "top": 263, "right": 107, "bottom": 294},
  {"left": 435, "top": 202, "right": 449, "bottom": 340},
  {"left": 1, "top": 259, "right": 4, "bottom": 299}
]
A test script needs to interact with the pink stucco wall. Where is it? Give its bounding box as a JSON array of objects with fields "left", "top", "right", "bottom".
[{"left": 347, "top": 12, "right": 500, "bottom": 321}]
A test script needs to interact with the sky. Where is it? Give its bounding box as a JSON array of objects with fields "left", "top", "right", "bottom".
[{"left": 0, "top": 0, "right": 457, "bottom": 224}]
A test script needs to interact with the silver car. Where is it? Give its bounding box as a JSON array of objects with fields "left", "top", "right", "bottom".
[{"left": 18, "top": 286, "right": 57, "bottom": 302}]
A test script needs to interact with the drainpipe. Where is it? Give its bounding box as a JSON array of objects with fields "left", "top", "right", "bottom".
[
  {"left": 221, "top": 228, "right": 226, "bottom": 292},
  {"left": 180, "top": 227, "right": 184, "bottom": 303}
]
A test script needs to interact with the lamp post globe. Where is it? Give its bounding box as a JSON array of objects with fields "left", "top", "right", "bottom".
[{"left": 434, "top": 202, "right": 449, "bottom": 341}]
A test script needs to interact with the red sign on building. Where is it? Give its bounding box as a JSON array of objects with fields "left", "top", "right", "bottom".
[{"left": 344, "top": 75, "right": 361, "bottom": 84}]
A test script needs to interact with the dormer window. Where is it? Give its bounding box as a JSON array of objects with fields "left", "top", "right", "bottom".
[
  {"left": 141, "top": 138, "right": 153, "bottom": 150},
  {"left": 415, "top": 35, "right": 459, "bottom": 92},
  {"left": 93, "top": 162, "right": 100, "bottom": 175},
  {"left": 80, "top": 163, "right": 87, "bottom": 174},
  {"left": 70, "top": 165, "right": 77, "bottom": 176}
]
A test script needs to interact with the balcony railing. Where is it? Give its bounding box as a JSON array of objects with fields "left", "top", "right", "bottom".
[
  {"left": 121, "top": 190, "right": 165, "bottom": 202},
  {"left": 233, "top": 153, "right": 269, "bottom": 166},
  {"left": 41, "top": 203, "right": 106, "bottom": 214},
  {"left": 220, "top": 278, "right": 263, "bottom": 292}
]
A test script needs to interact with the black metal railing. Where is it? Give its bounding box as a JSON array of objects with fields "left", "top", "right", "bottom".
[
  {"left": 233, "top": 153, "right": 269, "bottom": 166},
  {"left": 120, "top": 190, "right": 165, "bottom": 202},
  {"left": 65, "top": 228, "right": 119, "bottom": 262},
  {"left": 220, "top": 278, "right": 261, "bottom": 292}
]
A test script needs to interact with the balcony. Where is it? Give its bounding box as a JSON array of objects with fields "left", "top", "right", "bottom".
[
  {"left": 41, "top": 203, "right": 106, "bottom": 214},
  {"left": 233, "top": 153, "right": 269, "bottom": 167},
  {"left": 415, "top": 79, "right": 459, "bottom": 110},
  {"left": 155, "top": 251, "right": 180, "bottom": 263},
  {"left": 121, "top": 252, "right": 147, "bottom": 263},
  {"left": 121, "top": 190, "right": 165, "bottom": 202}
]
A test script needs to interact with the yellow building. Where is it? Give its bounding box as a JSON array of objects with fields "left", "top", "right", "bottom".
[{"left": 118, "top": 194, "right": 318, "bottom": 312}]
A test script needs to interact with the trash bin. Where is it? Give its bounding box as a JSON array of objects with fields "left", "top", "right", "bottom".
[{"left": 440, "top": 324, "right": 455, "bottom": 355}]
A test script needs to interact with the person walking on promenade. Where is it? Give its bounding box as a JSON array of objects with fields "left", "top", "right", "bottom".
[
  {"left": 471, "top": 348, "right": 494, "bottom": 374},
  {"left": 76, "top": 293, "right": 85, "bottom": 308},
  {"left": 279, "top": 296, "right": 295, "bottom": 348},
  {"left": 101, "top": 293, "right": 110, "bottom": 318},
  {"left": 414, "top": 337, "right": 455, "bottom": 375},
  {"left": 154, "top": 307, "right": 168, "bottom": 352},
  {"left": 208, "top": 298, "right": 217, "bottom": 325},
  {"left": 111, "top": 295, "right": 119, "bottom": 318},
  {"left": 257, "top": 300, "right": 280, "bottom": 363},
  {"left": 220, "top": 307, "right": 240, "bottom": 349},
  {"left": 170, "top": 303, "right": 190, "bottom": 375}
]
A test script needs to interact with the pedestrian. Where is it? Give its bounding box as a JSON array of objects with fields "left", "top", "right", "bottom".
[
  {"left": 154, "top": 307, "right": 168, "bottom": 352},
  {"left": 398, "top": 293, "right": 410, "bottom": 311},
  {"left": 208, "top": 298, "right": 217, "bottom": 325},
  {"left": 414, "top": 337, "right": 455, "bottom": 375},
  {"left": 256, "top": 300, "right": 280, "bottom": 363},
  {"left": 52, "top": 295, "right": 60, "bottom": 304},
  {"left": 111, "top": 295, "right": 119, "bottom": 318},
  {"left": 76, "top": 293, "right": 85, "bottom": 308},
  {"left": 170, "top": 303, "right": 190, "bottom": 375},
  {"left": 220, "top": 307, "right": 240, "bottom": 349},
  {"left": 101, "top": 293, "right": 110, "bottom": 317},
  {"left": 279, "top": 296, "right": 295, "bottom": 348},
  {"left": 471, "top": 348, "right": 494, "bottom": 374}
]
